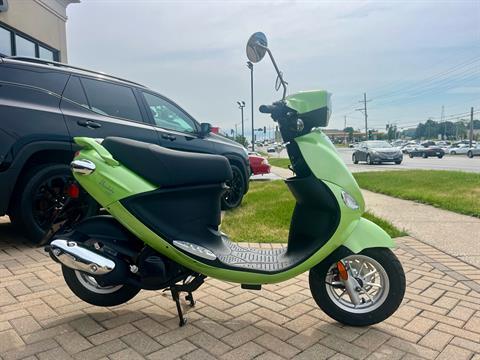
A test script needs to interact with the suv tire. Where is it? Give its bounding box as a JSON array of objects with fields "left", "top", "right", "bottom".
[
  {"left": 221, "top": 164, "right": 245, "bottom": 210},
  {"left": 10, "top": 163, "right": 98, "bottom": 244}
]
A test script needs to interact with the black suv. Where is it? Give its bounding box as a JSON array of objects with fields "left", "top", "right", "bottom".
[{"left": 0, "top": 57, "right": 250, "bottom": 243}]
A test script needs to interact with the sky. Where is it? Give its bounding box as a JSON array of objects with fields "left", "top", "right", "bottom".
[{"left": 66, "top": 0, "right": 480, "bottom": 136}]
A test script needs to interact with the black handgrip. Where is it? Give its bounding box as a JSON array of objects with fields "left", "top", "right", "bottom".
[{"left": 259, "top": 104, "right": 275, "bottom": 114}]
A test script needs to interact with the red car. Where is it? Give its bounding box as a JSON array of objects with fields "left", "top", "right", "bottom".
[{"left": 248, "top": 153, "right": 271, "bottom": 175}]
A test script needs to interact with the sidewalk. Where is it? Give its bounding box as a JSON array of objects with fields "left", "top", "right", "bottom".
[{"left": 270, "top": 166, "right": 480, "bottom": 269}]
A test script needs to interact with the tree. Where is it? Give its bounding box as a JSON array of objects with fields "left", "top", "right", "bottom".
[
  {"left": 234, "top": 135, "right": 248, "bottom": 148},
  {"left": 343, "top": 127, "right": 354, "bottom": 142}
]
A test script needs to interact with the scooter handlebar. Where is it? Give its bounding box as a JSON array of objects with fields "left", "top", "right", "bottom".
[{"left": 259, "top": 104, "right": 276, "bottom": 114}]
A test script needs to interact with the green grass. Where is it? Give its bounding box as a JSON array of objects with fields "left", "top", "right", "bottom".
[
  {"left": 355, "top": 170, "right": 480, "bottom": 217},
  {"left": 263, "top": 160, "right": 480, "bottom": 217},
  {"left": 268, "top": 158, "right": 291, "bottom": 169},
  {"left": 221, "top": 180, "right": 406, "bottom": 243}
]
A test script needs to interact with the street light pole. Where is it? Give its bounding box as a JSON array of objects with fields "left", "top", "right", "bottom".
[
  {"left": 237, "top": 101, "right": 245, "bottom": 138},
  {"left": 247, "top": 61, "right": 254, "bottom": 151}
]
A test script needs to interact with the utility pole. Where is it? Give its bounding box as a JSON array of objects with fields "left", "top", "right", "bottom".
[
  {"left": 470, "top": 107, "right": 474, "bottom": 148},
  {"left": 344, "top": 115, "right": 347, "bottom": 144},
  {"left": 441, "top": 105, "right": 446, "bottom": 140},
  {"left": 247, "top": 61, "right": 254, "bottom": 151},
  {"left": 356, "top": 93, "right": 370, "bottom": 140},
  {"left": 237, "top": 101, "right": 245, "bottom": 137}
]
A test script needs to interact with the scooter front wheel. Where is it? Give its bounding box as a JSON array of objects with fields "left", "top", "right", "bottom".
[{"left": 309, "top": 248, "right": 405, "bottom": 326}]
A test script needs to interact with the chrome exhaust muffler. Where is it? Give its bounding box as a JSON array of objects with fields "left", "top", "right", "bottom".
[{"left": 49, "top": 239, "right": 115, "bottom": 275}]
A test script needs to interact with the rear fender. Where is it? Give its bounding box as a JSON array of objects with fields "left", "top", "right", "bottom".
[{"left": 342, "top": 217, "right": 395, "bottom": 254}]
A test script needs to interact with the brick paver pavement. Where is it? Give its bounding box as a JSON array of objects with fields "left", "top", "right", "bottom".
[{"left": 1, "top": 220, "right": 480, "bottom": 359}]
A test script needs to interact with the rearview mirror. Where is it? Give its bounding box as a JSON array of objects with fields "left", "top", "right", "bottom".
[
  {"left": 199, "top": 123, "right": 212, "bottom": 136},
  {"left": 246, "top": 32, "right": 268, "bottom": 63}
]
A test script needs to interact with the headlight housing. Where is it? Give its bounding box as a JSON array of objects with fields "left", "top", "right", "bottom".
[{"left": 341, "top": 191, "right": 359, "bottom": 210}]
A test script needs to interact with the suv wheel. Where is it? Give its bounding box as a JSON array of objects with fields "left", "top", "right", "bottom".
[
  {"left": 467, "top": 151, "right": 474, "bottom": 158},
  {"left": 221, "top": 164, "right": 245, "bottom": 210},
  {"left": 10, "top": 163, "right": 98, "bottom": 244}
]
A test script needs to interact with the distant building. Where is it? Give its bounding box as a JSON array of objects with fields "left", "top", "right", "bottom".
[{"left": 0, "top": 0, "right": 79, "bottom": 62}]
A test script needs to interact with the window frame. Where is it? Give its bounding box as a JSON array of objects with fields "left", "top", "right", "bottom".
[
  {"left": 0, "top": 21, "right": 60, "bottom": 60},
  {"left": 140, "top": 90, "right": 200, "bottom": 135}
]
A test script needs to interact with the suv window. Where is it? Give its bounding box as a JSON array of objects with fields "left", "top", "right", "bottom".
[
  {"left": 62, "top": 76, "right": 89, "bottom": 109},
  {"left": 143, "top": 92, "right": 197, "bottom": 133},
  {"left": 0, "top": 64, "right": 68, "bottom": 95},
  {"left": 81, "top": 77, "right": 142, "bottom": 121}
]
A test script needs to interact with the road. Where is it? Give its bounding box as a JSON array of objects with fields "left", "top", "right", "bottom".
[{"left": 260, "top": 146, "right": 480, "bottom": 173}]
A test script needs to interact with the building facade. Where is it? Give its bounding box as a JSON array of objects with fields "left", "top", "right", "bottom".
[{"left": 0, "top": 0, "right": 78, "bottom": 62}]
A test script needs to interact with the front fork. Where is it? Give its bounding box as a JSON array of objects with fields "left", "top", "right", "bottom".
[{"left": 336, "top": 261, "right": 362, "bottom": 306}]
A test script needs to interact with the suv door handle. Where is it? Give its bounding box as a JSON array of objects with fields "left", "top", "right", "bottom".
[
  {"left": 77, "top": 120, "right": 102, "bottom": 129},
  {"left": 161, "top": 133, "right": 176, "bottom": 141}
]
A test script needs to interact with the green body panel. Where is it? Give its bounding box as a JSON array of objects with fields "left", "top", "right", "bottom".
[
  {"left": 105, "top": 181, "right": 359, "bottom": 284},
  {"left": 342, "top": 218, "right": 395, "bottom": 254},
  {"left": 295, "top": 130, "right": 365, "bottom": 212},
  {"left": 72, "top": 138, "right": 155, "bottom": 207},
  {"left": 72, "top": 132, "right": 394, "bottom": 284},
  {"left": 285, "top": 90, "right": 330, "bottom": 115},
  {"left": 75, "top": 137, "right": 119, "bottom": 166}
]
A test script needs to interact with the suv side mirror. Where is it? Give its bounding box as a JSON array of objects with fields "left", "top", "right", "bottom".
[{"left": 199, "top": 123, "right": 212, "bottom": 137}]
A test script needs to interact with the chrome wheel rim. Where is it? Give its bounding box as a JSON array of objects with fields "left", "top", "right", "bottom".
[
  {"left": 325, "top": 254, "right": 389, "bottom": 314},
  {"left": 75, "top": 270, "right": 122, "bottom": 294}
]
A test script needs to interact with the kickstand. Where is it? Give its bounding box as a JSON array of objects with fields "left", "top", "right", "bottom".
[
  {"left": 168, "top": 274, "right": 205, "bottom": 327},
  {"left": 185, "top": 292, "right": 195, "bottom": 307},
  {"left": 170, "top": 287, "right": 187, "bottom": 327}
]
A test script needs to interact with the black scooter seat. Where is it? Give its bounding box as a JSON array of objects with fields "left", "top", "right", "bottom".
[{"left": 102, "top": 137, "right": 233, "bottom": 187}]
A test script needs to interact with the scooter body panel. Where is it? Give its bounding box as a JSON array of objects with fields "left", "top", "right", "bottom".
[
  {"left": 342, "top": 217, "right": 395, "bottom": 254},
  {"left": 295, "top": 130, "right": 365, "bottom": 212},
  {"left": 71, "top": 134, "right": 395, "bottom": 284}
]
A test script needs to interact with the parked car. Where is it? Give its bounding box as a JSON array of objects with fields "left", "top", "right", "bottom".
[
  {"left": 400, "top": 142, "right": 418, "bottom": 154},
  {"left": 408, "top": 145, "right": 444, "bottom": 158},
  {"left": 267, "top": 146, "right": 276, "bottom": 153},
  {"left": 352, "top": 141, "right": 403, "bottom": 165},
  {"left": 449, "top": 144, "right": 472, "bottom": 155},
  {"left": 249, "top": 154, "right": 271, "bottom": 175},
  {"left": 467, "top": 144, "right": 480, "bottom": 158},
  {"left": 0, "top": 57, "right": 251, "bottom": 242}
]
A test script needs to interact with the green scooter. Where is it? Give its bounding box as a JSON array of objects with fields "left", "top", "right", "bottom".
[{"left": 46, "top": 32, "right": 405, "bottom": 327}]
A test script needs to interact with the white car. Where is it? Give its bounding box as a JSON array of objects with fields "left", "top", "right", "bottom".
[
  {"left": 449, "top": 144, "right": 471, "bottom": 155},
  {"left": 467, "top": 144, "right": 480, "bottom": 158}
]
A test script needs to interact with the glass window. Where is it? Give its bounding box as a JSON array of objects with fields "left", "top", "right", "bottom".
[
  {"left": 0, "top": 26, "right": 11, "bottom": 56},
  {"left": 143, "top": 92, "right": 196, "bottom": 133},
  {"left": 39, "top": 46, "right": 54, "bottom": 61},
  {"left": 81, "top": 77, "right": 142, "bottom": 121},
  {"left": 15, "top": 35, "right": 36, "bottom": 57},
  {"left": 62, "top": 76, "right": 89, "bottom": 108}
]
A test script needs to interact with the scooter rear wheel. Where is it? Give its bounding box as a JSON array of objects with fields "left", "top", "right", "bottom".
[
  {"left": 62, "top": 266, "right": 141, "bottom": 307},
  {"left": 309, "top": 248, "right": 405, "bottom": 326}
]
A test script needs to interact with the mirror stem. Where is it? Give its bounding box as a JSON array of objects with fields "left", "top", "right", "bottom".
[{"left": 258, "top": 43, "right": 288, "bottom": 100}]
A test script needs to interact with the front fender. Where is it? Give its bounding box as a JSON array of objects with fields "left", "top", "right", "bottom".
[{"left": 342, "top": 217, "right": 395, "bottom": 253}]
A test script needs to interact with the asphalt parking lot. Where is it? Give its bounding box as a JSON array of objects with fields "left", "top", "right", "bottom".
[{"left": 264, "top": 147, "right": 480, "bottom": 173}]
